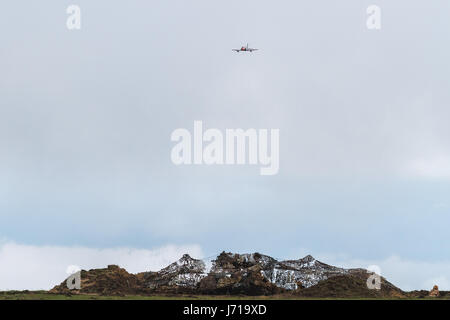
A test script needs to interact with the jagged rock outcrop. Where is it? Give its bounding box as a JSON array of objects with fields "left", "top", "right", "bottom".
[
  {"left": 297, "top": 271, "right": 405, "bottom": 298},
  {"left": 141, "top": 254, "right": 207, "bottom": 293},
  {"left": 197, "top": 252, "right": 368, "bottom": 293},
  {"left": 50, "top": 251, "right": 405, "bottom": 297},
  {"left": 263, "top": 254, "right": 355, "bottom": 290},
  {"left": 198, "top": 252, "right": 282, "bottom": 295},
  {"left": 429, "top": 285, "right": 439, "bottom": 297},
  {"left": 50, "top": 265, "right": 146, "bottom": 296}
]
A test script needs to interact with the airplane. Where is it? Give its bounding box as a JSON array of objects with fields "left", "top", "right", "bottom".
[{"left": 232, "top": 44, "right": 259, "bottom": 53}]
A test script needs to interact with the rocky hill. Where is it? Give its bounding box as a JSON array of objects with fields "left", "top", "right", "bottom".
[
  {"left": 50, "top": 251, "right": 404, "bottom": 297},
  {"left": 140, "top": 254, "right": 207, "bottom": 293},
  {"left": 51, "top": 265, "right": 146, "bottom": 296}
]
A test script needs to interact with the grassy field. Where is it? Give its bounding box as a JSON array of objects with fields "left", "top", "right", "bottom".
[
  {"left": 0, "top": 291, "right": 317, "bottom": 300},
  {"left": 0, "top": 291, "right": 448, "bottom": 300},
  {"left": 0, "top": 291, "right": 303, "bottom": 300}
]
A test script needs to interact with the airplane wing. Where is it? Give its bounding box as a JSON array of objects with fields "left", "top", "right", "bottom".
[
  {"left": 232, "top": 49, "right": 240, "bottom": 52},
  {"left": 249, "top": 48, "right": 259, "bottom": 52}
]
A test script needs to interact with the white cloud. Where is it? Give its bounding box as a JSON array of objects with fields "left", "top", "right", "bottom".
[
  {"left": 406, "top": 154, "right": 450, "bottom": 179},
  {"left": 316, "top": 253, "right": 450, "bottom": 291},
  {"left": 0, "top": 241, "right": 203, "bottom": 291}
]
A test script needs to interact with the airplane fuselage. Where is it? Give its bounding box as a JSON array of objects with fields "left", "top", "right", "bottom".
[{"left": 233, "top": 45, "right": 258, "bottom": 53}]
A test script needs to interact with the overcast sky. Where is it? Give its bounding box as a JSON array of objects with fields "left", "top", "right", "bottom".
[{"left": 1, "top": 0, "right": 450, "bottom": 291}]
